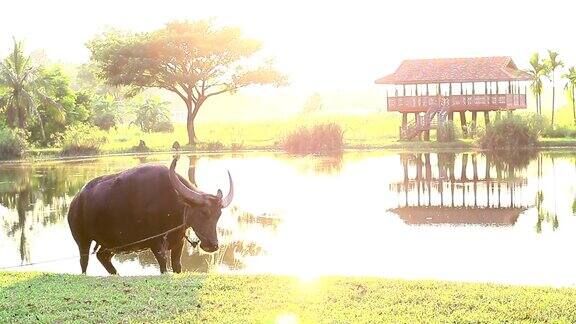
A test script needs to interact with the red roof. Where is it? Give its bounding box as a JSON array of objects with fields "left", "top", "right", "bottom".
[{"left": 375, "top": 56, "right": 531, "bottom": 84}]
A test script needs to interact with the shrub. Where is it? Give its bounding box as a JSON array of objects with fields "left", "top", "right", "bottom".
[
  {"left": 199, "top": 141, "right": 225, "bottom": 151},
  {"left": 525, "top": 113, "right": 547, "bottom": 136},
  {"left": 93, "top": 114, "right": 117, "bottom": 131},
  {"left": 542, "top": 125, "right": 576, "bottom": 138},
  {"left": 131, "top": 98, "right": 174, "bottom": 133},
  {"left": 152, "top": 120, "right": 174, "bottom": 133},
  {"left": 283, "top": 123, "right": 344, "bottom": 154},
  {"left": 230, "top": 142, "right": 244, "bottom": 151},
  {"left": 0, "top": 128, "right": 28, "bottom": 159},
  {"left": 91, "top": 95, "right": 123, "bottom": 130},
  {"left": 478, "top": 115, "right": 539, "bottom": 149},
  {"left": 60, "top": 124, "right": 107, "bottom": 156},
  {"left": 437, "top": 121, "right": 458, "bottom": 142}
]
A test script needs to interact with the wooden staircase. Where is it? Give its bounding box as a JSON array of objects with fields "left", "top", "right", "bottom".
[{"left": 400, "top": 97, "right": 450, "bottom": 140}]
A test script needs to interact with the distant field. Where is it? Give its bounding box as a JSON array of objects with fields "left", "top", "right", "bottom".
[
  {"left": 98, "top": 114, "right": 403, "bottom": 153},
  {"left": 22, "top": 107, "right": 576, "bottom": 160}
]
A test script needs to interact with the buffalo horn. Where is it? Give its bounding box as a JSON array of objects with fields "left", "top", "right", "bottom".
[
  {"left": 169, "top": 156, "right": 206, "bottom": 205},
  {"left": 220, "top": 170, "right": 234, "bottom": 208}
]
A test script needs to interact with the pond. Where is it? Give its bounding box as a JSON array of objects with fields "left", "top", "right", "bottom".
[{"left": 1, "top": 151, "right": 575, "bottom": 286}]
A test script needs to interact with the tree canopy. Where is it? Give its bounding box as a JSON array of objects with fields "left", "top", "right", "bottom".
[
  {"left": 0, "top": 39, "right": 62, "bottom": 141},
  {"left": 88, "top": 20, "right": 287, "bottom": 144}
]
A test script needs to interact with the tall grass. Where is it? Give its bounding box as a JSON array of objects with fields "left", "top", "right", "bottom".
[
  {"left": 0, "top": 128, "right": 28, "bottom": 159},
  {"left": 283, "top": 123, "right": 344, "bottom": 154},
  {"left": 60, "top": 124, "right": 108, "bottom": 156}
]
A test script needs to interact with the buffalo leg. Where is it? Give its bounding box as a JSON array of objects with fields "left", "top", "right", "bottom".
[
  {"left": 152, "top": 248, "right": 168, "bottom": 274},
  {"left": 171, "top": 238, "right": 184, "bottom": 273},
  {"left": 96, "top": 249, "right": 117, "bottom": 275},
  {"left": 76, "top": 240, "right": 91, "bottom": 274}
]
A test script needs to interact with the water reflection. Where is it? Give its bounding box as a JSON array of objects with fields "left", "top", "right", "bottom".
[
  {"left": 534, "top": 155, "right": 560, "bottom": 233},
  {"left": 0, "top": 163, "right": 104, "bottom": 264},
  {"left": 289, "top": 153, "right": 343, "bottom": 175},
  {"left": 389, "top": 152, "right": 530, "bottom": 226},
  {"left": 2, "top": 151, "right": 576, "bottom": 286},
  {"left": 112, "top": 206, "right": 272, "bottom": 273},
  {"left": 0, "top": 156, "right": 276, "bottom": 273}
]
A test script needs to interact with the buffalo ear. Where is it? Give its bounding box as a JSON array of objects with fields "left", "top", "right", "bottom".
[{"left": 216, "top": 189, "right": 223, "bottom": 199}]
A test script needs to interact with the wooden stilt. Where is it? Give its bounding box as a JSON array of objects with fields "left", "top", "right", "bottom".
[
  {"left": 460, "top": 111, "right": 468, "bottom": 137},
  {"left": 414, "top": 113, "right": 420, "bottom": 141},
  {"left": 400, "top": 112, "right": 408, "bottom": 140},
  {"left": 461, "top": 154, "right": 468, "bottom": 207},
  {"left": 471, "top": 111, "right": 477, "bottom": 134},
  {"left": 484, "top": 111, "right": 490, "bottom": 127},
  {"left": 461, "top": 154, "right": 468, "bottom": 181},
  {"left": 472, "top": 154, "right": 478, "bottom": 207},
  {"left": 425, "top": 153, "right": 432, "bottom": 205}
]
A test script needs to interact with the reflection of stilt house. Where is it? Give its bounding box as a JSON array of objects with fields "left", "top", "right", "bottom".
[
  {"left": 375, "top": 57, "right": 531, "bottom": 140},
  {"left": 389, "top": 153, "right": 528, "bottom": 226}
]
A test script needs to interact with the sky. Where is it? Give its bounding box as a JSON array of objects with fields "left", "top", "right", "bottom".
[{"left": 1, "top": 0, "right": 574, "bottom": 119}]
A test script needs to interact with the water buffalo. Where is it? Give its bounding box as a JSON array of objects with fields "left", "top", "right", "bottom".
[{"left": 67, "top": 155, "right": 233, "bottom": 274}]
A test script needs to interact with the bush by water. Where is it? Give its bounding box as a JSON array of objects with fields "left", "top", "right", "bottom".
[
  {"left": 283, "top": 123, "right": 344, "bottom": 154},
  {"left": 60, "top": 124, "right": 107, "bottom": 156},
  {"left": 0, "top": 127, "right": 28, "bottom": 159},
  {"left": 478, "top": 115, "right": 541, "bottom": 149}
]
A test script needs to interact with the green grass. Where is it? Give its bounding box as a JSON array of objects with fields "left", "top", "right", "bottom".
[
  {"left": 1, "top": 272, "right": 576, "bottom": 323},
  {"left": 17, "top": 110, "right": 576, "bottom": 161},
  {"left": 20, "top": 114, "right": 404, "bottom": 158},
  {"left": 99, "top": 114, "right": 403, "bottom": 152}
]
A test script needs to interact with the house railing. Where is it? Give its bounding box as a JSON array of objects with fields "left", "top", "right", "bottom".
[{"left": 388, "top": 94, "right": 526, "bottom": 112}]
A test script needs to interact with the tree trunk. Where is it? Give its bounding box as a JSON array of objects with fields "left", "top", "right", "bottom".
[
  {"left": 17, "top": 107, "right": 26, "bottom": 129},
  {"left": 6, "top": 106, "right": 16, "bottom": 128},
  {"left": 186, "top": 109, "right": 196, "bottom": 146},
  {"left": 538, "top": 94, "right": 541, "bottom": 116},
  {"left": 185, "top": 98, "right": 204, "bottom": 146},
  {"left": 37, "top": 116, "right": 46, "bottom": 143},
  {"left": 551, "top": 76, "right": 556, "bottom": 128},
  {"left": 572, "top": 87, "right": 575, "bottom": 126}
]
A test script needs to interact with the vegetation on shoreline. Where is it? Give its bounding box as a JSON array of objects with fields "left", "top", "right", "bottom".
[
  {"left": 1, "top": 272, "right": 576, "bottom": 323},
  {"left": 478, "top": 114, "right": 541, "bottom": 149},
  {"left": 283, "top": 123, "right": 344, "bottom": 154},
  {"left": 8, "top": 120, "right": 576, "bottom": 162}
]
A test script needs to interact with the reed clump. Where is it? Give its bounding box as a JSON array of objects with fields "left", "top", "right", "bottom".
[{"left": 283, "top": 123, "right": 344, "bottom": 154}]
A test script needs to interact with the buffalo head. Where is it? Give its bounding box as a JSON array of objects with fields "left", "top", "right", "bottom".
[{"left": 168, "top": 156, "right": 233, "bottom": 253}]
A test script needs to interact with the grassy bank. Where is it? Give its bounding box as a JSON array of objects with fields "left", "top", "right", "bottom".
[
  {"left": 10, "top": 113, "right": 576, "bottom": 162},
  {"left": 22, "top": 115, "right": 401, "bottom": 157},
  {"left": 1, "top": 272, "right": 576, "bottom": 323},
  {"left": 100, "top": 115, "right": 402, "bottom": 152}
]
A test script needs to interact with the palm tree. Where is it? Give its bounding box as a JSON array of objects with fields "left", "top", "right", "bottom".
[
  {"left": 562, "top": 67, "right": 576, "bottom": 126},
  {"left": 544, "top": 50, "right": 564, "bottom": 128},
  {"left": 526, "top": 53, "right": 545, "bottom": 115},
  {"left": 0, "top": 38, "right": 60, "bottom": 141}
]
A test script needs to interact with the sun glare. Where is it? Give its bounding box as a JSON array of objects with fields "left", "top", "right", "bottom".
[{"left": 276, "top": 313, "right": 299, "bottom": 324}]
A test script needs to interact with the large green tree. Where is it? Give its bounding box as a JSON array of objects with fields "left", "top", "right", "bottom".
[
  {"left": 0, "top": 39, "right": 62, "bottom": 141},
  {"left": 28, "top": 65, "right": 91, "bottom": 145},
  {"left": 544, "top": 50, "right": 563, "bottom": 128},
  {"left": 88, "top": 20, "right": 287, "bottom": 145}
]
